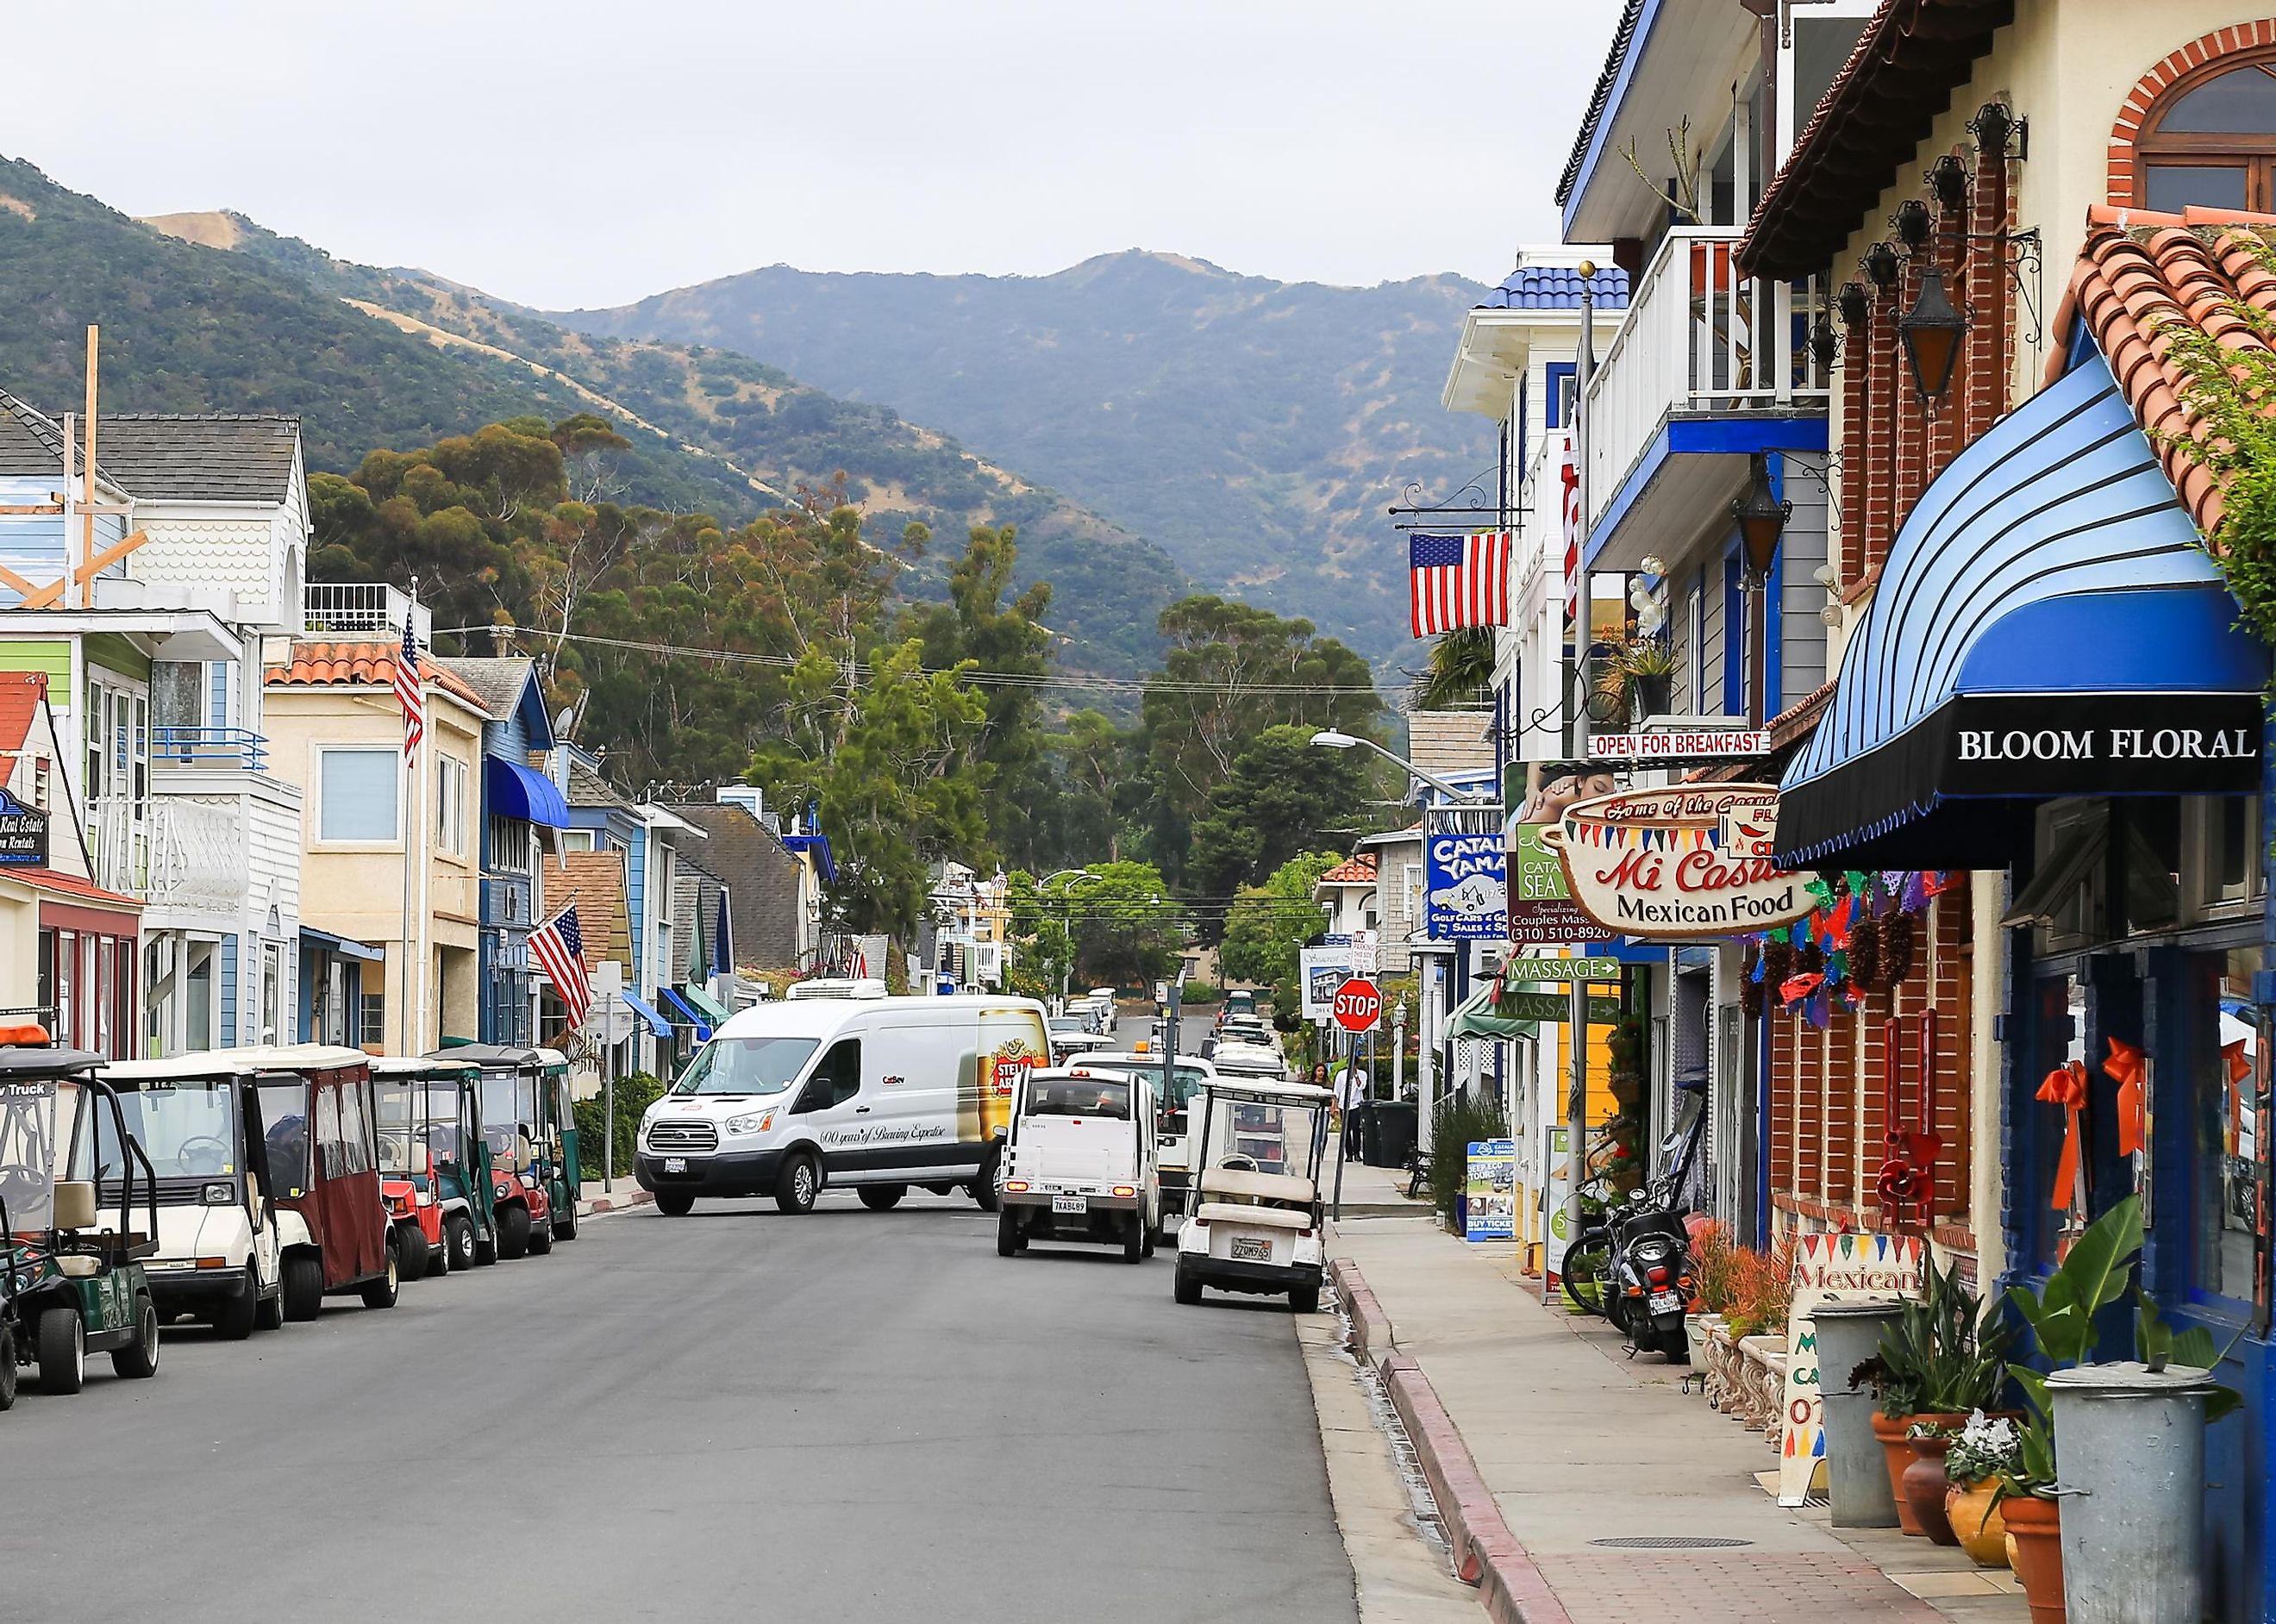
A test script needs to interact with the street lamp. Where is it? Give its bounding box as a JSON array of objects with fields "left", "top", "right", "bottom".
[
  {"left": 1730, "top": 453, "right": 1791, "bottom": 728},
  {"left": 1040, "top": 867, "right": 1096, "bottom": 1009},
  {"left": 1309, "top": 729, "right": 1496, "bottom": 805},
  {"left": 1899, "top": 269, "right": 1968, "bottom": 406}
]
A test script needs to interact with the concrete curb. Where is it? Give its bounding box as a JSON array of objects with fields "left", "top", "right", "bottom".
[
  {"left": 581, "top": 1187, "right": 653, "bottom": 1217},
  {"left": 1335, "top": 1261, "right": 1575, "bottom": 1624}
]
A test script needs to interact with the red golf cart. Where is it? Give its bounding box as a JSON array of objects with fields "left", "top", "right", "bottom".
[{"left": 243, "top": 1046, "right": 400, "bottom": 1316}]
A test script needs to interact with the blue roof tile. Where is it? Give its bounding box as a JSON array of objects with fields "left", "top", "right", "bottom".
[{"left": 1475, "top": 264, "right": 1630, "bottom": 311}]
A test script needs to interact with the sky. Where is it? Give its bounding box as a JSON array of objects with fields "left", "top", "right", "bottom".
[{"left": 14, "top": 0, "right": 1617, "bottom": 309}]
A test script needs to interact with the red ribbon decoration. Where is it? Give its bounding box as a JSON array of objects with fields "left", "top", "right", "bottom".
[
  {"left": 2103, "top": 1036, "right": 2147, "bottom": 1159},
  {"left": 1778, "top": 972, "right": 1825, "bottom": 1006},
  {"left": 2037, "top": 1060, "right": 2089, "bottom": 1214},
  {"left": 2225, "top": 1038, "right": 2251, "bottom": 1157}
]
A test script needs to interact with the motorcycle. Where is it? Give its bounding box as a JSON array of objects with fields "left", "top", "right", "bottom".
[{"left": 1561, "top": 1076, "right": 1708, "bottom": 1360}]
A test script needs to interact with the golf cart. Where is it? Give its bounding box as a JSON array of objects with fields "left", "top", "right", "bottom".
[
  {"left": 243, "top": 1046, "right": 401, "bottom": 1316},
  {"left": 432, "top": 1046, "right": 580, "bottom": 1255},
  {"left": 372, "top": 1056, "right": 496, "bottom": 1276},
  {"left": 0, "top": 1031, "right": 161, "bottom": 1402},
  {"left": 1172, "top": 1074, "right": 1332, "bottom": 1313},
  {"left": 1083, "top": 1049, "right": 1214, "bottom": 1216},
  {"left": 996, "top": 1064, "right": 1160, "bottom": 1263},
  {"left": 100, "top": 1051, "right": 294, "bottom": 1338}
]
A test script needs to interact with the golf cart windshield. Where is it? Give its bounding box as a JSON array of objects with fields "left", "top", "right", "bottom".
[
  {"left": 1200, "top": 1090, "right": 1327, "bottom": 1180},
  {"left": 102, "top": 1078, "right": 240, "bottom": 1183},
  {"left": 479, "top": 1071, "right": 537, "bottom": 1159},
  {"left": 0, "top": 1077, "right": 61, "bottom": 1234},
  {"left": 671, "top": 1036, "right": 820, "bottom": 1097},
  {"left": 374, "top": 1081, "right": 453, "bottom": 1181}
]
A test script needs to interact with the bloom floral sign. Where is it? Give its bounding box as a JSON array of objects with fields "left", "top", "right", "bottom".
[{"left": 1553, "top": 785, "right": 1815, "bottom": 940}]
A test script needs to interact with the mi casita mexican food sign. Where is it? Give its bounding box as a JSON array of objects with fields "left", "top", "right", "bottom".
[{"left": 1553, "top": 785, "right": 1812, "bottom": 939}]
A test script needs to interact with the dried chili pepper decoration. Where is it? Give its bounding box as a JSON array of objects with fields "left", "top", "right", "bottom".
[
  {"left": 1848, "top": 915, "right": 1881, "bottom": 992},
  {"left": 1881, "top": 911, "right": 1916, "bottom": 987}
]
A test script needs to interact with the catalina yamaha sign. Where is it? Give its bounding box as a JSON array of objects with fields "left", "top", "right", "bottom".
[{"left": 1552, "top": 785, "right": 1812, "bottom": 940}]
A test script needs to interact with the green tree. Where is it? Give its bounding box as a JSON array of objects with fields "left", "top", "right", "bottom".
[
  {"left": 1046, "top": 709, "right": 1141, "bottom": 864},
  {"left": 1186, "top": 724, "right": 1381, "bottom": 919},
  {"left": 1416, "top": 627, "right": 1495, "bottom": 709},
  {"left": 1041, "top": 862, "right": 1181, "bottom": 990},
  {"left": 1220, "top": 851, "right": 1341, "bottom": 1010}
]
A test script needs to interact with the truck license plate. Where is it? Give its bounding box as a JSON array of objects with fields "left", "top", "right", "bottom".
[
  {"left": 1230, "top": 1236, "right": 1273, "bottom": 1262},
  {"left": 663, "top": 1158, "right": 687, "bottom": 1174},
  {"left": 1051, "top": 1194, "right": 1087, "bottom": 1214},
  {"left": 1648, "top": 1289, "right": 1682, "bottom": 1315}
]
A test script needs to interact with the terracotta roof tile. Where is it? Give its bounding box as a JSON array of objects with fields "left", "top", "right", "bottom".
[
  {"left": 0, "top": 671, "right": 41, "bottom": 759},
  {"left": 541, "top": 849, "right": 629, "bottom": 973},
  {"left": 1318, "top": 853, "right": 1378, "bottom": 885},
  {"left": 266, "top": 641, "right": 489, "bottom": 714}
]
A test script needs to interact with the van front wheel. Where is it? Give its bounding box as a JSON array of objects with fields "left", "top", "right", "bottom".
[
  {"left": 776, "top": 1153, "right": 819, "bottom": 1215},
  {"left": 969, "top": 1151, "right": 1000, "bottom": 1213}
]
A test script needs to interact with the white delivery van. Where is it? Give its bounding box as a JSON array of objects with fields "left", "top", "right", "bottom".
[
  {"left": 995, "top": 1065, "right": 1160, "bottom": 1262},
  {"left": 636, "top": 994, "right": 1049, "bottom": 1215}
]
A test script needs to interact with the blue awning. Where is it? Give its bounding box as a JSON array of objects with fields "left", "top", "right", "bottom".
[
  {"left": 1776, "top": 347, "right": 2268, "bottom": 868},
  {"left": 620, "top": 990, "right": 672, "bottom": 1039},
  {"left": 299, "top": 925, "right": 383, "bottom": 963},
  {"left": 659, "top": 986, "right": 711, "bottom": 1040},
  {"left": 484, "top": 757, "right": 571, "bottom": 830},
  {"left": 780, "top": 832, "right": 835, "bottom": 884}
]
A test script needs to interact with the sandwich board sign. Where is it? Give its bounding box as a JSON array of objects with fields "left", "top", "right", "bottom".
[{"left": 1776, "top": 1233, "right": 1923, "bottom": 1506}]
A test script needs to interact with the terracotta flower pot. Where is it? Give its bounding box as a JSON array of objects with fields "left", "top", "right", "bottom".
[
  {"left": 1871, "top": 1411, "right": 1962, "bottom": 1535},
  {"left": 1944, "top": 1478, "right": 2009, "bottom": 1566},
  {"left": 2000, "top": 1492, "right": 2064, "bottom": 1624},
  {"left": 1902, "top": 1432, "right": 1960, "bottom": 1546}
]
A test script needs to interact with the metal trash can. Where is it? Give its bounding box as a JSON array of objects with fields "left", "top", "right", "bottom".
[
  {"left": 1810, "top": 1298, "right": 1906, "bottom": 1527},
  {"left": 2048, "top": 1361, "right": 2217, "bottom": 1624},
  {"left": 1366, "top": 1102, "right": 1417, "bottom": 1168}
]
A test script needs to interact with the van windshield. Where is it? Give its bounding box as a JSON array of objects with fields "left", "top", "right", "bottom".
[{"left": 672, "top": 1037, "right": 821, "bottom": 1096}]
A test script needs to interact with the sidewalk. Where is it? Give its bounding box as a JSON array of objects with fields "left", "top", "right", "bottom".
[
  {"left": 1328, "top": 1173, "right": 2027, "bottom": 1624},
  {"left": 579, "top": 1181, "right": 652, "bottom": 1218}
]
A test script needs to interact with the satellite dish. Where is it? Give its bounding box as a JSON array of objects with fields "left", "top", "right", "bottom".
[{"left": 553, "top": 705, "right": 576, "bottom": 738}]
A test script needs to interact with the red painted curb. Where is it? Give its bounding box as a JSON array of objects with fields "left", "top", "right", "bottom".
[
  {"left": 582, "top": 1188, "right": 654, "bottom": 1215},
  {"left": 1337, "top": 1263, "right": 1574, "bottom": 1624}
]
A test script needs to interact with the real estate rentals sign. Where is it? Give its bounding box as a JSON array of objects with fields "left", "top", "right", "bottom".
[{"left": 1552, "top": 785, "right": 1814, "bottom": 940}]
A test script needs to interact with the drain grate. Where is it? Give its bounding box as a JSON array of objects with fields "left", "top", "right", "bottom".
[{"left": 1590, "top": 1535, "right": 1754, "bottom": 1549}]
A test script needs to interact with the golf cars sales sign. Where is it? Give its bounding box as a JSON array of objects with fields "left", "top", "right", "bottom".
[{"left": 1554, "top": 784, "right": 1813, "bottom": 940}]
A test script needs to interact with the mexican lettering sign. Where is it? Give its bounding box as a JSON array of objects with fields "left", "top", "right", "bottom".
[
  {"left": 1776, "top": 1232, "right": 1923, "bottom": 1507},
  {"left": 0, "top": 787, "right": 47, "bottom": 866},
  {"left": 1426, "top": 828, "right": 1506, "bottom": 940},
  {"left": 1464, "top": 1139, "right": 1515, "bottom": 1242},
  {"left": 1506, "top": 821, "right": 1613, "bottom": 945},
  {"left": 1554, "top": 785, "right": 1812, "bottom": 940}
]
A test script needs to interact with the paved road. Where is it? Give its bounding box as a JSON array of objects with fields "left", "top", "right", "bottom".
[{"left": 1, "top": 1187, "right": 1359, "bottom": 1623}]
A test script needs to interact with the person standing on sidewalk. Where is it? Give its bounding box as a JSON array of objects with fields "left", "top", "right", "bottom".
[{"left": 1337, "top": 1059, "right": 1367, "bottom": 1161}]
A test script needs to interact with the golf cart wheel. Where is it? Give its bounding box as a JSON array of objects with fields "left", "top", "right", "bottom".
[
  {"left": 552, "top": 1202, "right": 578, "bottom": 1242},
  {"left": 858, "top": 1184, "right": 905, "bottom": 1212},
  {"left": 111, "top": 1295, "right": 159, "bottom": 1379},
  {"left": 36, "top": 1306, "right": 84, "bottom": 1393},
  {"left": 427, "top": 1229, "right": 451, "bottom": 1277},
  {"left": 497, "top": 1202, "right": 532, "bottom": 1259},
  {"left": 654, "top": 1190, "right": 696, "bottom": 1216},
  {"left": 446, "top": 1214, "right": 478, "bottom": 1271},
  {"left": 1290, "top": 1284, "right": 1321, "bottom": 1315},
  {"left": 0, "top": 1323, "right": 15, "bottom": 1410},
  {"left": 212, "top": 1274, "right": 257, "bottom": 1341},
  {"left": 528, "top": 1213, "right": 553, "bottom": 1255},
  {"left": 1173, "top": 1263, "right": 1202, "bottom": 1306},
  {"left": 1122, "top": 1215, "right": 1145, "bottom": 1264},
  {"left": 395, "top": 1222, "right": 429, "bottom": 1280},
  {"left": 996, "top": 1209, "right": 1023, "bottom": 1257},
  {"left": 254, "top": 1275, "right": 285, "bottom": 1331},
  {"left": 775, "top": 1154, "right": 818, "bottom": 1215},
  {"left": 282, "top": 1253, "right": 324, "bottom": 1321},
  {"left": 969, "top": 1151, "right": 1000, "bottom": 1212},
  {"left": 360, "top": 1245, "right": 400, "bottom": 1310}
]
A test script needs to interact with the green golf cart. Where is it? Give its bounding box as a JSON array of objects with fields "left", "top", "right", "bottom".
[
  {"left": 0, "top": 1033, "right": 162, "bottom": 1404},
  {"left": 429, "top": 1046, "right": 581, "bottom": 1255},
  {"left": 372, "top": 1056, "right": 497, "bottom": 1275}
]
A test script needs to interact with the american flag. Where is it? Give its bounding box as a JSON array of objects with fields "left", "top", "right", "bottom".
[
  {"left": 530, "top": 907, "right": 592, "bottom": 1030},
  {"left": 1560, "top": 437, "right": 1582, "bottom": 637},
  {"left": 393, "top": 609, "right": 424, "bottom": 760},
  {"left": 1408, "top": 532, "right": 1512, "bottom": 638}
]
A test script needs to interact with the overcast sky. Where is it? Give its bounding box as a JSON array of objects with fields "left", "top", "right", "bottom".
[{"left": 15, "top": 1, "right": 1616, "bottom": 309}]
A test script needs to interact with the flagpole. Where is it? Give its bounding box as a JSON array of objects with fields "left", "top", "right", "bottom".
[{"left": 397, "top": 577, "right": 421, "bottom": 1056}]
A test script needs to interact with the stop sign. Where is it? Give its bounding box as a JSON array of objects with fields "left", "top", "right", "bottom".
[{"left": 1332, "top": 978, "right": 1382, "bottom": 1033}]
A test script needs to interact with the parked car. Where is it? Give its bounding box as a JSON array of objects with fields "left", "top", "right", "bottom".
[
  {"left": 0, "top": 1031, "right": 163, "bottom": 1400},
  {"left": 372, "top": 1056, "right": 496, "bottom": 1276},
  {"left": 247, "top": 1046, "right": 402, "bottom": 1317},
  {"left": 1087, "top": 989, "right": 1119, "bottom": 1035},
  {"left": 100, "top": 1051, "right": 293, "bottom": 1337},
  {"left": 996, "top": 1065, "right": 1160, "bottom": 1262},
  {"left": 637, "top": 994, "right": 1049, "bottom": 1215},
  {"left": 1172, "top": 1072, "right": 1333, "bottom": 1313}
]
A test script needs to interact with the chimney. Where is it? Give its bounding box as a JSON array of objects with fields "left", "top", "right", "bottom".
[{"left": 716, "top": 784, "right": 763, "bottom": 821}]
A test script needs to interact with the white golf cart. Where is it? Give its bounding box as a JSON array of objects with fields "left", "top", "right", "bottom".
[
  {"left": 996, "top": 1065, "right": 1160, "bottom": 1263},
  {"left": 1173, "top": 1074, "right": 1332, "bottom": 1312}
]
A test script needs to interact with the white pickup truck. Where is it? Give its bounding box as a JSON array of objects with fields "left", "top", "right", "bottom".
[{"left": 995, "top": 1065, "right": 1160, "bottom": 1263}]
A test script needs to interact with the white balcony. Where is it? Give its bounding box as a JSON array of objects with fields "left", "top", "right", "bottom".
[
  {"left": 91, "top": 768, "right": 301, "bottom": 928},
  {"left": 304, "top": 581, "right": 432, "bottom": 644},
  {"left": 1584, "top": 229, "right": 1830, "bottom": 543}
]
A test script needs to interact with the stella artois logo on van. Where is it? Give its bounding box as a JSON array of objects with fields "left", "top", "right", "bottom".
[
  {"left": 991, "top": 1040, "right": 1038, "bottom": 1098},
  {"left": 1551, "top": 785, "right": 1810, "bottom": 940}
]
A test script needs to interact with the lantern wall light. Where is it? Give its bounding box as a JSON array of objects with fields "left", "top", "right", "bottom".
[{"left": 1899, "top": 268, "right": 1968, "bottom": 404}]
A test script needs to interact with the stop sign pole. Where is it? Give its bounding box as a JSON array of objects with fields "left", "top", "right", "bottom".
[{"left": 1329, "top": 978, "right": 1379, "bottom": 1222}]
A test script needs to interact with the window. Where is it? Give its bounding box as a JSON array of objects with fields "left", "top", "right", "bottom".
[
  {"left": 793, "top": 1039, "right": 861, "bottom": 1114},
  {"left": 560, "top": 829, "right": 596, "bottom": 853},
  {"left": 436, "top": 755, "right": 467, "bottom": 858},
  {"left": 319, "top": 748, "right": 398, "bottom": 841},
  {"left": 1544, "top": 362, "right": 1578, "bottom": 429},
  {"left": 489, "top": 815, "right": 532, "bottom": 874},
  {"left": 2137, "top": 53, "right": 2276, "bottom": 212},
  {"left": 360, "top": 991, "right": 386, "bottom": 1049}
]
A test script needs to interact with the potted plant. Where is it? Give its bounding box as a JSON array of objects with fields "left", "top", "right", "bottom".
[
  {"left": 1685, "top": 1220, "right": 1738, "bottom": 1373},
  {"left": 1991, "top": 1413, "right": 2064, "bottom": 1623},
  {"left": 1854, "top": 1252, "right": 2013, "bottom": 1539},
  {"left": 1941, "top": 1410, "right": 2021, "bottom": 1567},
  {"left": 1617, "top": 635, "right": 1679, "bottom": 718}
]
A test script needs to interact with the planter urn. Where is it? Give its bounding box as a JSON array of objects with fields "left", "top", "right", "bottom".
[
  {"left": 1945, "top": 1479, "right": 2009, "bottom": 1567},
  {"left": 1810, "top": 1298, "right": 1904, "bottom": 1527},
  {"left": 1901, "top": 1432, "right": 1960, "bottom": 1546},
  {"left": 2002, "top": 1493, "right": 2065, "bottom": 1624},
  {"left": 1870, "top": 1410, "right": 1963, "bottom": 1534},
  {"left": 2046, "top": 1363, "right": 2216, "bottom": 1624}
]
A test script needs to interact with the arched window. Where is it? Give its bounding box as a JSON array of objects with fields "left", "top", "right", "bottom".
[{"left": 2137, "top": 52, "right": 2276, "bottom": 212}]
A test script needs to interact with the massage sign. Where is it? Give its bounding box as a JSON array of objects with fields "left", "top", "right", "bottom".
[{"left": 1552, "top": 785, "right": 1813, "bottom": 940}]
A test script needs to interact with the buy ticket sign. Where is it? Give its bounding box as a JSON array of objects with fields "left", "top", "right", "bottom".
[{"left": 1776, "top": 1233, "right": 1923, "bottom": 1507}]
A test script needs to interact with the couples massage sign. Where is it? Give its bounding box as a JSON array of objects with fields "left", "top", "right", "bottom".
[{"left": 1552, "top": 784, "right": 1816, "bottom": 939}]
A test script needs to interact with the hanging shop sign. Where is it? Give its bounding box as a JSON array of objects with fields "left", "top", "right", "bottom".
[
  {"left": 1775, "top": 1233, "right": 1923, "bottom": 1507},
  {"left": 1463, "top": 1139, "right": 1516, "bottom": 1242},
  {"left": 1425, "top": 828, "right": 1507, "bottom": 941},
  {"left": 0, "top": 788, "right": 47, "bottom": 866},
  {"left": 1503, "top": 956, "right": 1622, "bottom": 983},
  {"left": 1298, "top": 945, "right": 1354, "bottom": 1021},
  {"left": 1554, "top": 785, "right": 1813, "bottom": 940},
  {"left": 1498, "top": 991, "right": 1623, "bottom": 1024},
  {"left": 1506, "top": 821, "right": 1615, "bottom": 945},
  {"left": 1588, "top": 727, "right": 1770, "bottom": 762}
]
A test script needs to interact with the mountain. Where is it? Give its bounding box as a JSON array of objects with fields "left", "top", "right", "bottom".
[
  {"left": 547, "top": 252, "right": 1497, "bottom": 665},
  {"left": 0, "top": 156, "right": 1187, "bottom": 676}
]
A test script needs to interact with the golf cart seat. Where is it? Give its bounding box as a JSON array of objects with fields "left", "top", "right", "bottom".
[
  {"left": 53, "top": 1179, "right": 96, "bottom": 1231},
  {"left": 53, "top": 1254, "right": 101, "bottom": 1277}
]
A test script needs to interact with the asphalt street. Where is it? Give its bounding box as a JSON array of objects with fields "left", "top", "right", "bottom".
[{"left": 0, "top": 1177, "right": 1359, "bottom": 1623}]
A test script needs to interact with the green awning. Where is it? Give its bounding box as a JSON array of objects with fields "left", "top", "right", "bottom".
[
  {"left": 679, "top": 984, "right": 732, "bottom": 1024},
  {"left": 1442, "top": 982, "right": 1538, "bottom": 1041}
]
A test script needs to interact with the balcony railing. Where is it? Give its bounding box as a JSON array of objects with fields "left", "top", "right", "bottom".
[
  {"left": 1584, "top": 228, "right": 1830, "bottom": 533},
  {"left": 303, "top": 582, "right": 433, "bottom": 643},
  {"left": 153, "top": 727, "right": 267, "bottom": 771},
  {"left": 89, "top": 796, "right": 245, "bottom": 912}
]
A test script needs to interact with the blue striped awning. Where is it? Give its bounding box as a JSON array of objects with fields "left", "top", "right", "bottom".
[
  {"left": 1775, "top": 347, "right": 2267, "bottom": 868},
  {"left": 484, "top": 757, "right": 572, "bottom": 830}
]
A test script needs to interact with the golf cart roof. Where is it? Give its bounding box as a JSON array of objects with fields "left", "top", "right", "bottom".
[
  {"left": 425, "top": 1044, "right": 566, "bottom": 1070},
  {"left": 1200, "top": 1075, "right": 1332, "bottom": 1106},
  {"left": 369, "top": 1054, "right": 482, "bottom": 1081},
  {"left": 0, "top": 1043, "right": 103, "bottom": 1080},
  {"left": 1210, "top": 1042, "right": 1289, "bottom": 1075},
  {"left": 103, "top": 1045, "right": 370, "bottom": 1081},
  {"left": 1088, "top": 1050, "right": 1215, "bottom": 1074}
]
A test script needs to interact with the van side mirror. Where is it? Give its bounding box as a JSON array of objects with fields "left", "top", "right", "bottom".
[{"left": 991, "top": 1125, "right": 1008, "bottom": 1142}]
